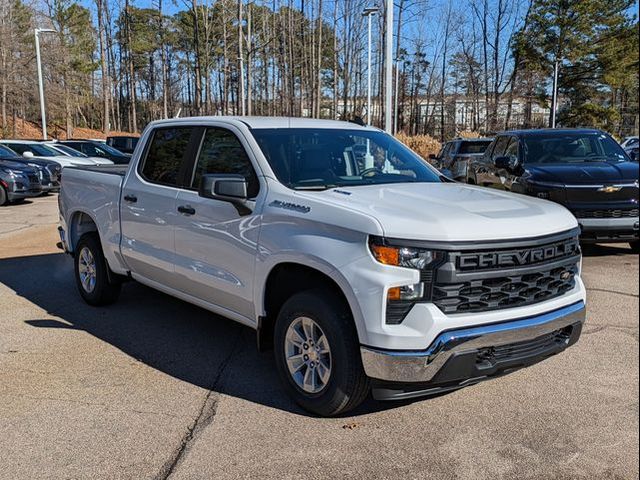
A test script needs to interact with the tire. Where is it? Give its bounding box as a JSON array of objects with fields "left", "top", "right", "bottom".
[
  {"left": 74, "top": 232, "right": 121, "bottom": 306},
  {"left": 0, "top": 185, "right": 7, "bottom": 206},
  {"left": 630, "top": 241, "right": 640, "bottom": 254},
  {"left": 274, "top": 288, "right": 370, "bottom": 417}
]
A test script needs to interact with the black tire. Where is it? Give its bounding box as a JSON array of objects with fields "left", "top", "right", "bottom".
[
  {"left": 74, "top": 232, "right": 121, "bottom": 306},
  {"left": 0, "top": 185, "right": 8, "bottom": 206},
  {"left": 274, "top": 288, "right": 369, "bottom": 416},
  {"left": 630, "top": 241, "right": 640, "bottom": 254}
]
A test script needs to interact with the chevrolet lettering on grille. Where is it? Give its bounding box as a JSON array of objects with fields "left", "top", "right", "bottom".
[{"left": 457, "top": 239, "right": 580, "bottom": 270}]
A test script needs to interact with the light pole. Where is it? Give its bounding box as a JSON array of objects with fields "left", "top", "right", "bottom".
[
  {"left": 551, "top": 60, "right": 559, "bottom": 128},
  {"left": 384, "top": 0, "right": 393, "bottom": 133},
  {"left": 35, "top": 28, "right": 55, "bottom": 140},
  {"left": 362, "top": 7, "right": 378, "bottom": 126}
]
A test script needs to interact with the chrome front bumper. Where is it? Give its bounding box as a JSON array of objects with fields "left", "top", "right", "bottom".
[{"left": 361, "top": 301, "right": 586, "bottom": 383}]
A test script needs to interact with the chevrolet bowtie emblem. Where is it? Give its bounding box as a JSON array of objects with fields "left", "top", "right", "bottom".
[{"left": 598, "top": 185, "right": 622, "bottom": 193}]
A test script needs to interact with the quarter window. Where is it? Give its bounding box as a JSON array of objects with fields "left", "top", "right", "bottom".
[
  {"left": 191, "top": 128, "right": 259, "bottom": 198},
  {"left": 141, "top": 127, "right": 193, "bottom": 187}
]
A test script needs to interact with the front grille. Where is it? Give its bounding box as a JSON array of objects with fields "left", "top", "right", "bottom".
[
  {"left": 429, "top": 232, "right": 581, "bottom": 315},
  {"left": 433, "top": 263, "right": 578, "bottom": 314},
  {"left": 27, "top": 174, "right": 39, "bottom": 184},
  {"left": 575, "top": 208, "right": 639, "bottom": 219},
  {"left": 476, "top": 327, "right": 572, "bottom": 366}
]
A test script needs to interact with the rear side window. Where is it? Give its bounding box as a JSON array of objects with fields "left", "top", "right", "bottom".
[
  {"left": 459, "top": 141, "right": 492, "bottom": 154},
  {"left": 190, "top": 128, "right": 259, "bottom": 198},
  {"left": 141, "top": 128, "right": 193, "bottom": 187}
]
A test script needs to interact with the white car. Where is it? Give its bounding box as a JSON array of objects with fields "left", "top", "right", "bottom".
[
  {"left": 620, "top": 136, "right": 639, "bottom": 149},
  {"left": 0, "top": 140, "right": 110, "bottom": 168},
  {"left": 58, "top": 117, "right": 587, "bottom": 416},
  {"left": 43, "top": 142, "right": 114, "bottom": 166}
]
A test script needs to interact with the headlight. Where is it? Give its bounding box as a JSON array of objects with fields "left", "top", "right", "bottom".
[
  {"left": 369, "top": 237, "right": 444, "bottom": 324},
  {"left": 1, "top": 168, "right": 22, "bottom": 175}
]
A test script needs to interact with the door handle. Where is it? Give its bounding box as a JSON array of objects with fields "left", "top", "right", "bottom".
[
  {"left": 178, "top": 205, "right": 196, "bottom": 215},
  {"left": 124, "top": 194, "right": 137, "bottom": 203}
]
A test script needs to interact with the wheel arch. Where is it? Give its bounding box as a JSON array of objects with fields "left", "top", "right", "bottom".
[
  {"left": 257, "top": 261, "right": 364, "bottom": 352},
  {"left": 68, "top": 209, "right": 99, "bottom": 253}
]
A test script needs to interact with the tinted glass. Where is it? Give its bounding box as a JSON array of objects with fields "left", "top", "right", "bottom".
[
  {"left": 141, "top": 128, "right": 193, "bottom": 186},
  {"left": 112, "top": 138, "right": 127, "bottom": 149},
  {"left": 52, "top": 144, "right": 88, "bottom": 157},
  {"left": 504, "top": 137, "right": 519, "bottom": 158},
  {"left": 252, "top": 128, "right": 441, "bottom": 190},
  {"left": 191, "top": 128, "right": 259, "bottom": 197},
  {"left": 491, "top": 136, "right": 511, "bottom": 159},
  {"left": 0, "top": 145, "right": 18, "bottom": 158},
  {"left": 523, "top": 132, "right": 629, "bottom": 164},
  {"left": 458, "top": 140, "right": 492, "bottom": 154}
]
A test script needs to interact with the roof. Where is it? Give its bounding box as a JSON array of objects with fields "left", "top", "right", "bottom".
[
  {"left": 498, "top": 128, "right": 605, "bottom": 136},
  {"left": 0, "top": 139, "right": 40, "bottom": 144},
  {"left": 148, "top": 116, "right": 382, "bottom": 131}
]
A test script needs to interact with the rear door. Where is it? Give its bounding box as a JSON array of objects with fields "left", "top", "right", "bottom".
[
  {"left": 120, "top": 126, "right": 199, "bottom": 288},
  {"left": 173, "top": 125, "right": 263, "bottom": 321}
]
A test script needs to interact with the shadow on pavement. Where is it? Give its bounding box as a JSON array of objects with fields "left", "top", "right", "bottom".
[
  {"left": 1, "top": 252, "right": 414, "bottom": 417},
  {"left": 581, "top": 242, "right": 637, "bottom": 258}
]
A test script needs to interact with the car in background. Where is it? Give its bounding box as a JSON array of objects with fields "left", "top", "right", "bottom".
[
  {"left": 106, "top": 135, "right": 139, "bottom": 155},
  {"left": 58, "top": 140, "right": 131, "bottom": 164},
  {"left": 467, "top": 129, "right": 639, "bottom": 250},
  {"left": 0, "top": 158, "right": 42, "bottom": 205},
  {"left": 625, "top": 146, "right": 638, "bottom": 162},
  {"left": 429, "top": 138, "right": 493, "bottom": 181},
  {"left": 620, "top": 136, "right": 638, "bottom": 150},
  {"left": 0, "top": 144, "right": 60, "bottom": 194},
  {"left": 43, "top": 142, "right": 113, "bottom": 166},
  {"left": 0, "top": 140, "right": 102, "bottom": 168}
]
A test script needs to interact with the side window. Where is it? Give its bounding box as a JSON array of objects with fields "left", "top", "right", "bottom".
[
  {"left": 113, "top": 138, "right": 127, "bottom": 149},
  {"left": 491, "top": 136, "right": 511, "bottom": 160},
  {"left": 191, "top": 128, "right": 259, "bottom": 198},
  {"left": 504, "top": 137, "right": 519, "bottom": 159},
  {"left": 141, "top": 127, "right": 193, "bottom": 187}
]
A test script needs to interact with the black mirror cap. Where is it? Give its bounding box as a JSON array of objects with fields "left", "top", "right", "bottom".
[
  {"left": 495, "top": 155, "right": 520, "bottom": 172},
  {"left": 199, "top": 174, "right": 248, "bottom": 202}
]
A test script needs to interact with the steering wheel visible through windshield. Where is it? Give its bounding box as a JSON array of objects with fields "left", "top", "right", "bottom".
[{"left": 251, "top": 128, "right": 441, "bottom": 190}]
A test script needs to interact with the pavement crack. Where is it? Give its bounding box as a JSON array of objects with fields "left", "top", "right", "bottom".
[
  {"left": 586, "top": 287, "right": 639, "bottom": 298},
  {"left": 153, "top": 328, "right": 244, "bottom": 480}
]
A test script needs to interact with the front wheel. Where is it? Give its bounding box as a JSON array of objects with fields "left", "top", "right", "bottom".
[
  {"left": 74, "top": 233, "right": 121, "bottom": 306},
  {"left": 274, "top": 289, "right": 369, "bottom": 416},
  {"left": 0, "top": 185, "right": 8, "bottom": 206}
]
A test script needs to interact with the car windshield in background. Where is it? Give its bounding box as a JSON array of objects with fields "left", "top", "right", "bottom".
[
  {"left": 5, "top": 143, "right": 61, "bottom": 156},
  {"left": 459, "top": 141, "right": 492, "bottom": 154},
  {"left": 0, "top": 145, "right": 18, "bottom": 158},
  {"left": 523, "top": 133, "right": 629, "bottom": 164},
  {"left": 53, "top": 144, "right": 88, "bottom": 157},
  {"left": 252, "top": 128, "right": 442, "bottom": 190},
  {"left": 98, "top": 143, "right": 126, "bottom": 155}
]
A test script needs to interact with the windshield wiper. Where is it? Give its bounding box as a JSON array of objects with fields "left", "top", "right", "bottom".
[{"left": 292, "top": 184, "right": 337, "bottom": 191}]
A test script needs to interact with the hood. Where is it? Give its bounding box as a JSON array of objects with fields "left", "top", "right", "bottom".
[
  {"left": 0, "top": 159, "right": 36, "bottom": 172},
  {"left": 296, "top": 183, "right": 578, "bottom": 242},
  {"left": 526, "top": 161, "right": 639, "bottom": 185},
  {"left": 35, "top": 155, "right": 98, "bottom": 166}
]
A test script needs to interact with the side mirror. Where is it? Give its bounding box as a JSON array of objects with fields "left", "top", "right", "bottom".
[
  {"left": 23, "top": 151, "right": 34, "bottom": 158},
  {"left": 495, "top": 155, "right": 519, "bottom": 173},
  {"left": 199, "top": 174, "right": 248, "bottom": 203}
]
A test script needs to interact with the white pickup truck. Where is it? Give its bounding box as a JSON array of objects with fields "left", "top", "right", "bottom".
[{"left": 58, "top": 117, "right": 586, "bottom": 416}]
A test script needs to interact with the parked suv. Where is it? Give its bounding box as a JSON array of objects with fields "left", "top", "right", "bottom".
[
  {"left": 106, "top": 135, "right": 139, "bottom": 155},
  {"left": 467, "top": 129, "right": 639, "bottom": 249},
  {"left": 0, "top": 140, "right": 103, "bottom": 168},
  {"left": 0, "top": 158, "right": 42, "bottom": 205},
  {"left": 430, "top": 138, "right": 493, "bottom": 181},
  {"left": 0, "top": 144, "right": 60, "bottom": 194},
  {"left": 59, "top": 117, "right": 586, "bottom": 416},
  {"left": 59, "top": 140, "right": 131, "bottom": 164}
]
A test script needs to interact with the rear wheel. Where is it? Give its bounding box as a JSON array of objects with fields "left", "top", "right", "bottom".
[
  {"left": 274, "top": 289, "right": 369, "bottom": 416},
  {"left": 74, "top": 233, "right": 121, "bottom": 306}
]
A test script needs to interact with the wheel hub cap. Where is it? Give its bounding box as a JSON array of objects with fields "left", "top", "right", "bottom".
[
  {"left": 284, "top": 316, "right": 332, "bottom": 394},
  {"left": 78, "top": 247, "right": 97, "bottom": 294}
]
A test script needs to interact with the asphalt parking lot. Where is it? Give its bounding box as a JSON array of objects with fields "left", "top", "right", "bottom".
[{"left": 0, "top": 195, "right": 638, "bottom": 480}]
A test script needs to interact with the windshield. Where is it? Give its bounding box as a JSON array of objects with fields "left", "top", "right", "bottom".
[
  {"left": 252, "top": 128, "right": 442, "bottom": 190},
  {"left": 4, "top": 143, "right": 62, "bottom": 156},
  {"left": 96, "top": 142, "right": 125, "bottom": 155},
  {"left": 0, "top": 145, "right": 18, "bottom": 158},
  {"left": 523, "top": 133, "right": 629, "bottom": 164},
  {"left": 459, "top": 140, "right": 492, "bottom": 154},
  {"left": 51, "top": 144, "right": 88, "bottom": 157}
]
